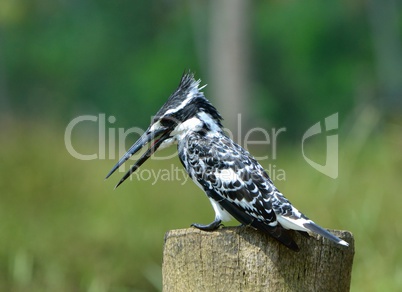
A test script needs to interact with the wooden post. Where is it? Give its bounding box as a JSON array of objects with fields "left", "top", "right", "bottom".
[{"left": 163, "top": 226, "right": 354, "bottom": 291}]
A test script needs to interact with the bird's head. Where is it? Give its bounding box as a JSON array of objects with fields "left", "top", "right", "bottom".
[{"left": 106, "top": 71, "right": 223, "bottom": 188}]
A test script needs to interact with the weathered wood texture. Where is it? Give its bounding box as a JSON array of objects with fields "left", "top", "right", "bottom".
[{"left": 163, "top": 227, "right": 354, "bottom": 292}]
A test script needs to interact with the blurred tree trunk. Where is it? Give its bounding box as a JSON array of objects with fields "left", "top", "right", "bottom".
[{"left": 208, "top": 0, "right": 251, "bottom": 142}]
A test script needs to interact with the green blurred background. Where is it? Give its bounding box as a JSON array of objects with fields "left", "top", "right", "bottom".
[{"left": 1, "top": 0, "right": 402, "bottom": 291}]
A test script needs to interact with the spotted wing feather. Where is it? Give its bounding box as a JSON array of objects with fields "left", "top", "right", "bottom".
[{"left": 180, "top": 132, "right": 300, "bottom": 251}]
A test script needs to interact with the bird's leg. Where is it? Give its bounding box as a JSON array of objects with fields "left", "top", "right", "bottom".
[{"left": 191, "top": 218, "right": 222, "bottom": 231}]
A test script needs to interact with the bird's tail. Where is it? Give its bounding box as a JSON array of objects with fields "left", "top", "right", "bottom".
[
  {"left": 303, "top": 221, "right": 349, "bottom": 247},
  {"left": 277, "top": 213, "right": 349, "bottom": 247}
]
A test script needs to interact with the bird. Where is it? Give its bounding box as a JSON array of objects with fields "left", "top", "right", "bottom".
[{"left": 105, "top": 71, "right": 349, "bottom": 251}]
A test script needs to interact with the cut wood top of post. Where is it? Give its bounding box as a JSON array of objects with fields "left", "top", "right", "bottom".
[
  {"left": 163, "top": 226, "right": 354, "bottom": 292},
  {"left": 165, "top": 226, "right": 354, "bottom": 253}
]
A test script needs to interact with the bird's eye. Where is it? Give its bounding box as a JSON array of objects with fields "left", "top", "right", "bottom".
[{"left": 160, "top": 116, "right": 176, "bottom": 127}]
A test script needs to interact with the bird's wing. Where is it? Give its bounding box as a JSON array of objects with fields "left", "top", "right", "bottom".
[{"left": 185, "top": 133, "right": 300, "bottom": 251}]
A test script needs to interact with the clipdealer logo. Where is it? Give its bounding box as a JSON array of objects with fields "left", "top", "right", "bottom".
[
  {"left": 64, "top": 113, "right": 339, "bottom": 180},
  {"left": 302, "top": 113, "right": 338, "bottom": 179}
]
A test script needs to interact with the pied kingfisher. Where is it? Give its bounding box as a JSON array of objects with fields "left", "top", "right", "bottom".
[{"left": 106, "top": 72, "right": 348, "bottom": 251}]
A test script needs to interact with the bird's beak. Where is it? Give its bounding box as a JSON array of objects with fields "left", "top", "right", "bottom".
[{"left": 105, "top": 125, "right": 172, "bottom": 188}]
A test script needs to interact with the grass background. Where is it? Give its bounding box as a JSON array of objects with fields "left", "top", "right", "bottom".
[{"left": 1, "top": 108, "right": 401, "bottom": 291}]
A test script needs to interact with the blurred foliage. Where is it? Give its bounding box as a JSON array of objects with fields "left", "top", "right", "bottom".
[
  {"left": 0, "top": 0, "right": 389, "bottom": 132},
  {"left": 253, "top": 1, "right": 374, "bottom": 133},
  {"left": 1, "top": 0, "right": 402, "bottom": 291},
  {"left": 1, "top": 0, "right": 200, "bottom": 127}
]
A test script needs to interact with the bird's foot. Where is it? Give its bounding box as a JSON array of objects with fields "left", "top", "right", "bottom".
[{"left": 191, "top": 219, "right": 222, "bottom": 231}]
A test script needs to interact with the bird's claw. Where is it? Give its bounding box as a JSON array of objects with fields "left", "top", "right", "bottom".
[{"left": 191, "top": 219, "right": 222, "bottom": 231}]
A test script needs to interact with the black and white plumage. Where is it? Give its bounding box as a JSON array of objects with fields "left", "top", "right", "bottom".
[{"left": 106, "top": 72, "right": 349, "bottom": 251}]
